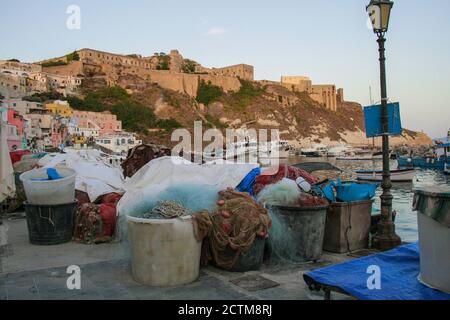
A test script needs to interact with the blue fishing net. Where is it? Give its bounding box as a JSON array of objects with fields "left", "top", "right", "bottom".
[{"left": 132, "top": 184, "right": 220, "bottom": 219}]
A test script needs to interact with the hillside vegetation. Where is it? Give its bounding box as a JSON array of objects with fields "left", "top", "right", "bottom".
[
  {"left": 67, "top": 87, "right": 182, "bottom": 133},
  {"left": 24, "top": 79, "right": 430, "bottom": 147}
]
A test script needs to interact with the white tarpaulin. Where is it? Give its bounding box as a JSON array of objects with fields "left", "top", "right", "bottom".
[
  {"left": 117, "top": 156, "right": 258, "bottom": 217},
  {"left": 0, "top": 121, "right": 15, "bottom": 203},
  {"left": 38, "top": 150, "right": 125, "bottom": 202}
]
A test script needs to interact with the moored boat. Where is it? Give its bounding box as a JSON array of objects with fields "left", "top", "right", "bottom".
[
  {"left": 326, "top": 145, "right": 353, "bottom": 158},
  {"left": 398, "top": 134, "right": 450, "bottom": 170},
  {"left": 301, "top": 144, "right": 328, "bottom": 157},
  {"left": 356, "top": 168, "right": 418, "bottom": 182},
  {"left": 337, "top": 155, "right": 380, "bottom": 161},
  {"left": 259, "top": 140, "right": 290, "bottom": 159},
  {"left": 397, "top": 155, "right": 447, "bottom": 169},
  {"left": 336, "top": 150, "right": 391, "bottom": 161}
]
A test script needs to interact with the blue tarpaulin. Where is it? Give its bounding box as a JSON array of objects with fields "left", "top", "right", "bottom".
[
  {"left": 304, "top": 243, "right": 450, "bottom": 300},
  {"left": 317, "top": 179, "right": 378, "bottom": 203},
  {"left": 236, "top": 167, "right": 261, "bottom": 196}
]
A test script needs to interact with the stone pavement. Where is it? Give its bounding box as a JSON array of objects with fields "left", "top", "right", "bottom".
[
  {"left": 0, "top": 217, "right": 354, "bottom": 300},
  {"left": 1, "top": 260, "right": 356, "bottom": 300}
]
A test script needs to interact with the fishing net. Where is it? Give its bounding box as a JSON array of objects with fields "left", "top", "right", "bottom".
[
  {"left": 130, "top": 184, "right": 220, "bottom": 219},
  {"left": 74, "top": 203, "right": 109, "bottom": 244},
  {"left": 253, "top": 164, "right": 319, "bottom": 195},
  {"left": 255, "top": 179, "right": 329, "bottom": 265},
  {"left": 266, "top": 205, "right": 326, "bottom": 265},
  {"left": 256, "top": 178, "right": 301, "bottom": 206},
  {"left": 265, "top": 206, "right": 304, "bottom": 264},
  {"left": 142, "top": 200, "right": 190, "bottom": 219},
  {"left": 192, "top": 189, "right": 271, "bottom": 270},
  {"left": 74, "top": 193, "right": 122, "bottom": 244}
]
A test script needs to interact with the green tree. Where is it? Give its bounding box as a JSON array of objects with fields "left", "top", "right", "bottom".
[
  {"left": 157, "top": 118, "right": 183, "bottom": 131},
  {"left": 41, "top": 60, "right": 67, "bottom": 67},
  {"left": 156, "top": 55, "right": 170, "bottom": 70},
  {"left": 196, "top": 80, "right": 223, "bottom": 106},
  {"left": 181, "top": 59, "right": 197, "bottom": 73},
  {"left": 228, "top": 79, "right": 265, "bottom": 110},
  {"left": 67, "top": 86, "right": 160, "bottom": 134},
  {"left": 66, "top": 51, "right": 80, "bottom": 62}
]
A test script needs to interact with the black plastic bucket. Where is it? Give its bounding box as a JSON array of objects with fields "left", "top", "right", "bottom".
[
  {"left": 268, "top": 204, "right": 328, "bottom": 262},
  {"left": 24, "top": 201, "right": 76, "bottom": 245},
  {"left": 229, "top": 237, "right": 266, "bottom": 272}
]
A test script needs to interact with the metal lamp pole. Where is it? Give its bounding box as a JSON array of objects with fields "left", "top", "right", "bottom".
[
  {"left": 372, "top": 33, "right": 401, "bottom": 250},
  {"left": 367, "top": 0, "right": 401, "bottom": 250}
]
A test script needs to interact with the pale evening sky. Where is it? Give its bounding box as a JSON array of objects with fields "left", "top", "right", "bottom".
[{"left": 1, "top": 0, "right": 449, "bottom": 138}]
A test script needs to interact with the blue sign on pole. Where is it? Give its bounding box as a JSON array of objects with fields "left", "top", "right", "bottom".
[{"left": 364, "top": 102, "right": 402, "bottom": 138}]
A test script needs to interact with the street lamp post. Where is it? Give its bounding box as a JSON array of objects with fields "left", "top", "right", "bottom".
[{"left": 366, "top": 0, "right": 401, "bottom": 250}]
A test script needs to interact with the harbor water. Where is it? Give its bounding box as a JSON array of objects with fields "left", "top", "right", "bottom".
[{"left": 286, "top": 156, "right": 450, "bottom": 243}]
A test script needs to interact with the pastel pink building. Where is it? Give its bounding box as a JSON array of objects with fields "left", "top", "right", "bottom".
[
  {"left": 2, "top": 108, "right": 25, "bottom": 151},
  {"left": 72, "top": 110, "right": 122, "bottom": 136},
  {"left": 7, "top": 109, "right": 25, "bottom": 136},
  {"left": 51, "top": 120, "right": 69, "bottom": 148}
]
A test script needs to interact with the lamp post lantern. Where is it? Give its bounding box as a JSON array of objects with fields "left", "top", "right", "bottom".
[{"left": 366, "top": 0, "right": 401, "bottom": 250}]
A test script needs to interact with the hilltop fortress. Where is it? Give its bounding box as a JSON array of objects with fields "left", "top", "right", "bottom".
[
  {"left": 38, "top": 49, "right": 250, "bottom": 99},
  {"left": 36, "top": 48, "right": 341, "bottom": 111}
]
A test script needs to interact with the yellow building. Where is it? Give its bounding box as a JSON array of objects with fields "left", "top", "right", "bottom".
[
  {"left": 45, "top": 100, "right": 73, "bottom": 117},
  {"left": 73, "top": 135, "right": 87, "bottom": 144}
]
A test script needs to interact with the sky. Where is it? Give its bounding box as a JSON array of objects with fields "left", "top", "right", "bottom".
[{"left": 1, "top": 0, "right": 449, "bottom": 138}]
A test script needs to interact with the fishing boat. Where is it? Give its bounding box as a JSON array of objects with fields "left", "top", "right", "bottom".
[
  {"left": 301, "top": 144, "right": 328, "bottom": 157},
  {"left": 326, "top": 145, "right": 352, "bottom": 158},
  {"left": 259, "top": 140, "right": 290, "bottom": 159},
  {"left": 397, "top": 155, "right": 447, "bottom": 169},
  {"left": 356, "top": 168, "right": 418, "bottom": 182},
  {"left": 293, "top": 162, "right": 342, "bottom": 173},
  {"left": 398, "top": 135, "right": 449, "bottom": 170},
  {"left": 199, "top": 139, "right": 290, "bottom": 162},
  {"left": 336, "top": 151, "right": 388, "bottom": 161}
]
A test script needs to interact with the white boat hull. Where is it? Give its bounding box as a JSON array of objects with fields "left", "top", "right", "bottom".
[
  {"left": 259, "top": 149, "right": 290, "bottom": 159},
  {"left": 337, "top": 156, "right": 381, "bottom": 161},
  {"left": 356, "top": 169, "right": 418, "bottom": 182}
]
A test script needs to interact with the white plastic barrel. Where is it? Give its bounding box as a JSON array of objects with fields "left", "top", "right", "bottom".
[
  {"left": 414, "top": 186, "right": 450, "bottom": 294},
  {"left": 127, "top": 215, "right": 202, "bottom": 286},
  {"left": 19, "top": 168, "right": 76, "bottom": 205},
  {"left": 417, "top": 213, "right": 450, "bottom": 294}
]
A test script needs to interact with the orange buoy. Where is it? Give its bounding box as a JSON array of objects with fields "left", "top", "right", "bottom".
[{"left": 221, "top": 211, "right": 231, "bottom": 218}]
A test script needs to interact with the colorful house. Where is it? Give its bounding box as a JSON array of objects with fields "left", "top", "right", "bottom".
[
  {"left": 7, "top": 109, "right": 24, "bottom": 136},
  {"left": 45, "top": 100, "right": 73, "bottom": 117},
  {"left": 95, "top": 133, "right": 141, "bottom": 154},
  {"left": 0, "top": 107, "right": 25, "bottom": 151},
  {"left": 72, "top": 110, "right": 122, "bottom": 136},
  {"left": 51, "top": 117, "right": 70, "bottom": 148}
]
